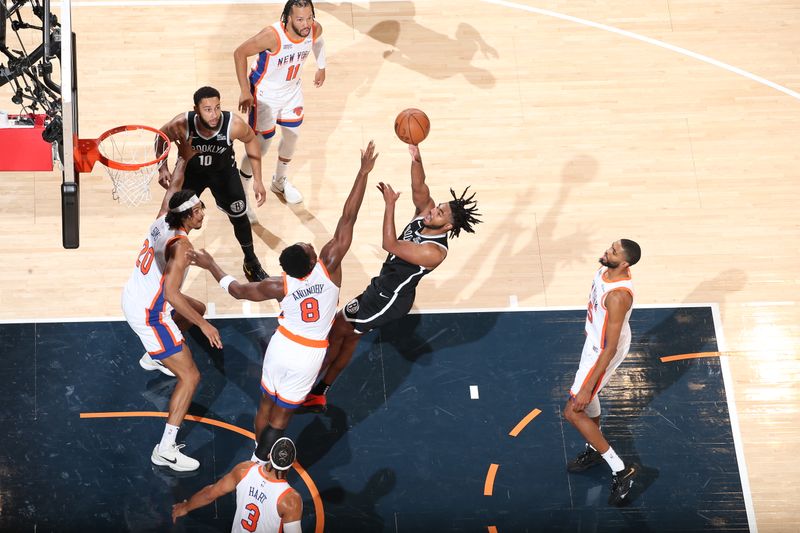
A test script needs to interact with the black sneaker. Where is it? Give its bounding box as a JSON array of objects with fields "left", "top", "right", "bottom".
[
  {"left": 243, "top": 260, "right": 267, "bottom": 282},
  {"left": 567, "top": 445, "right": 604, "bottom": 473},
  {"left": 608, "top": 464, "right": 637, "bottom": 506}
]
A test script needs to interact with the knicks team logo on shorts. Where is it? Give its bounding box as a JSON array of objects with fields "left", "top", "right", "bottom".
[
  {"left": 345, "top": 298, "right": 359, "bottom": 315},
  {"left": 230, "top": 200, "right": 245, "bottom": 214},
  {"left": 293, "top": 106, "right": 304, "bottom": 117}
]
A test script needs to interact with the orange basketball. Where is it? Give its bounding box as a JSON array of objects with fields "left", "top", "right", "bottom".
[{"left": 394, "top": 108, "right": 430, "bottom": 145}]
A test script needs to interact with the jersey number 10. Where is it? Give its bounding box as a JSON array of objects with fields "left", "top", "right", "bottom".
[{"left": 198, "top": 155, "right": 213, "bottom": 166}]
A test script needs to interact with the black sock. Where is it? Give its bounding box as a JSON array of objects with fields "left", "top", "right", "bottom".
[
  {"left": 311, "top": 381, "right": 330, "bottom": 396},
  {"left": 254, "top": 425, "right": 285, "bottom": 462}
]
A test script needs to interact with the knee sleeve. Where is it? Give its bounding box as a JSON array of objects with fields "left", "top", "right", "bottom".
[
  {"left": 229, "top": 212, "right": 254, "bottom": 248},
  {"left": 584, "top": 395, "right": 601, "bottom": 418},
  {"left": 277, "top": 125, "right": 300, "bottom": 159}
]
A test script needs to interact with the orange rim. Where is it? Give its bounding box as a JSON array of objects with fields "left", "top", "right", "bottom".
[{"left": 79, "top": 125, "right": 170, "bottom": 172}]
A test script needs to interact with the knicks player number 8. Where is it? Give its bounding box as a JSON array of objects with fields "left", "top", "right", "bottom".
[
  {"left": 198, "top": 155, "right": 212, "bottom": 166},
  {"left": 241, "top": 503, "right": 260, "bottom": 532},
  {"left": 136, "top": 239, "right": 155, "bottom": 275},
  {"left": 301, "top": 297, "right": 320, "bottom": 323}
]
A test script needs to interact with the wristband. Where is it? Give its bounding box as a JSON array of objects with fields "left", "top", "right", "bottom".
[{"left": 219, "top": 275, "right": 235, "bottom": 293}]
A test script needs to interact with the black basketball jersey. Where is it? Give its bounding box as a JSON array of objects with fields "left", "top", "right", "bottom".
[
  {"left": 374, "top": 217, "right": 449, "bottom": 295},
  {"left": 185, "top": 111, "right": 236, "bottom": 175}
]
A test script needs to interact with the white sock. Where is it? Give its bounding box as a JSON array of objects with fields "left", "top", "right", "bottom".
[
  {"left": 274, "top": 160, "right": 290, "bottom": 181},
  {"left": 159, "top": 423, "right": 180, "bottom": 452},
  {"left": 601, "top": 446, "right": 625, "bottom": 473}
]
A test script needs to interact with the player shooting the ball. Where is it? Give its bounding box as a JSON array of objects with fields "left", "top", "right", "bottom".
[{"left": 302, "top": 141, "right": 482, "bottom": 412}]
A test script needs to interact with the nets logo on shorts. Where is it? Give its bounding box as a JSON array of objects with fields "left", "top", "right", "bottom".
[
  {"left": 230, "top": 200, "right": 245, "bottom": 214},
  {"left": 345, "top": 299, "right": 359, "bottom": 315}
]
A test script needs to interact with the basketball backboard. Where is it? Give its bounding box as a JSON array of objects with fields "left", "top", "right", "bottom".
[{"left": 60, "top": 0, "right": 79, "bottom": 249}]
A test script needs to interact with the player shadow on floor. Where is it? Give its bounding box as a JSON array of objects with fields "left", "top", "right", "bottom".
[
  {"left": 322, "top": 310, "right": 500, "bottom": 431},
  {"left": 292, "top": 405, "right": 396, "bottom": 531},
  {"left": 319, "top": 2, "right": 499, "bottom": 88}
]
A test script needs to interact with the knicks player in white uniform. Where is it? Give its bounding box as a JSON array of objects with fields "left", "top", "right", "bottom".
[
  {"left": 172, "top": 437, "right": 303, "bottom": 533},
  {"left": 563, "top": 238, "right": 642, "bottom": 506},
  {"left": 234, "top": 0, "right": 327, "bottom": 209},
  {"left": 121, "top": 137, "right": 223, "bottom": 472},
  {"left": 189, "top": 141, "right": 378, "bottom": 460}
]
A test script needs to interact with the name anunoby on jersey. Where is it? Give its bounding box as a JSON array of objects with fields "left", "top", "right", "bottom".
[
  {"left": 277, "top": 50, "right": 310, "bottom": 68},
  {"left": 292, "top": 283, "right": 324, "bottom": 301}
]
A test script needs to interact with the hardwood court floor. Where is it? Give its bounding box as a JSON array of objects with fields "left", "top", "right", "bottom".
[{"left": 1, "top": 1, "right": 798, "bottom": 530}]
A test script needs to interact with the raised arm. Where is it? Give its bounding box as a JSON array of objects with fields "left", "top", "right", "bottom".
[
  {"left": 157, "top": 113, "right": 188, "bottom": 189},
  {"left": 188, "top": 248, "right": 284, "bottom": 302},
  {"left": 319, "top": 141, "right": 378, "bottom": 285},
  {"left": 234, "top": 26, "right": 280, "bottom": 114},
  {"left": 172, "top": 461, "right": 250, "bottom": 523},
  {"left": 232, "top": 115, "right": 265, "bottom": 206},
  {"left": 163, "top": 240, "right": 222, "bottom": 349},
  {"left": 157, "top": 135, "right": 198, "bottom": 218},
  {"left": 408, "top": 144, "right": 435, "bottom": 217},
  {"left": 377, "top": 182, "right": 446, "bottom": 269}
]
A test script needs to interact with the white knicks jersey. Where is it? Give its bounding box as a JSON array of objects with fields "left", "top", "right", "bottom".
[
  {"left": 278, "top": 261, "right": 338, "bottom": 344},
  {"left": 122, "top": 216, "right": 187, "bottom": 310},
  {"left": 584, "top": 267, "right": 634, "bottom": 349},
  {"left": 233, "top": 463, "right": 293, "bottom": 533},
  {"left": 248, "top": 22, "right": 317, "bottom": 98}
]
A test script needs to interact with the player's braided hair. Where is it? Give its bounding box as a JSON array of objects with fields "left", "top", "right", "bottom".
[
  {"left": 447, "top": 186, "right": 481, "bottom": 239},
  {"left": 281, "top": 0, "right": 315, "bottom": 26}
]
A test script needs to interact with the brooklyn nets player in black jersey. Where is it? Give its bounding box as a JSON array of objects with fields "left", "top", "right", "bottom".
[
  {"left": 302, "top": 143, "right": 481, "bottom": 411},
  {"left": 157, "top": 86, "right": 269, "bottom": 281}
]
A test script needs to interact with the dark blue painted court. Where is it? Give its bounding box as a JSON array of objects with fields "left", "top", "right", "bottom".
[{"left": 0, "top": 307, "right": 750, "bottom": 532}]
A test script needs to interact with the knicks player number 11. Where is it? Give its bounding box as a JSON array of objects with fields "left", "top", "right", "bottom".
[{"left": 286, "top": 64, "right": 301, "bottom": 81}]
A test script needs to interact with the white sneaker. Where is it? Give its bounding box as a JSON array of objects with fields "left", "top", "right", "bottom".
[
  {"left": 151, "top": 443, "right": 200, "bottom": 472},
  {"left": 271, "top": 175, "right": 303, "bottom": 204},
  {"left": 139, "top": 353, "right": 175, "bottom": 377}
]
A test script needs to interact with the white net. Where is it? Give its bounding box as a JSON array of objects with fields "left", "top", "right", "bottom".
[{"left": 98, "top": 128, "right": 167, "bottom": 207}]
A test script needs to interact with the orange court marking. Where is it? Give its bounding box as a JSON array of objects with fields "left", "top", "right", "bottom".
[
  {"left": 80, "top": 410, "right": 325, "bottom": 533},
  {"left": 509, "top": 408, "right": 542, "bottom": 437},
  {"left": 660, "top": 351, "right": 727, "bottom": 363},
  {"left": 484, "top": 463, "right": 500, "bottom": 496}
]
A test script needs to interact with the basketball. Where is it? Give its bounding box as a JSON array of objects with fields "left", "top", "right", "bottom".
[{"left": 394, "top": 108, "right": 430, "bottom": 145}]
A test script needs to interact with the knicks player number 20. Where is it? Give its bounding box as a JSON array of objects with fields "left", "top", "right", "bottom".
[
  {"left": 301, "top": 297, "right": 320, "bottom": 323},
  {"left": 136, "top": 239, "right": 154, "bottom": 275},
  {"left": 240, "top": 503, "right": 260, "bottom": 532}
]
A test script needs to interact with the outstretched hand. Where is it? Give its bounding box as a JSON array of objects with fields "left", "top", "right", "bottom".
[
  {"left": 172, "top": 501, "right": 189, "bottom": 523},
  {"left": 377, "top": 182, "right": 400, "bottom": 204},
  {"left": 187, "top": 248, "right": 215, "bottom": 270},
  {"left": 174, "top": 135, "right": 198, "bottom": 162},
  {"left": 360, "top": 140, "right": 379, "bottom": 174}
]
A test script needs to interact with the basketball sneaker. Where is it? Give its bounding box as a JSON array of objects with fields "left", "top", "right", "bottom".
[
  {"left": 271, "top": 175, "right": 303, "bottom": 204},
  {"left": 139, "top": 353, "right": 175, "bottom": 377},
  {"left": 300, "top": 393, "right": 327, "bottom": 413},
  {"left": 608, "top": 463, "right": 638, "bottom": 506},
  {"left": 243, "top": 260, "right": 268, "bottom": 282},
  {"left": 567, "top": 444, "right": 604, "bottom": 473},
  {"left": 151, "top": 443, "right": 200, "bottom": 472}
]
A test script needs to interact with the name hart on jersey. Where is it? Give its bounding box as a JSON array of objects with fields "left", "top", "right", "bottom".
[
  {"left": 292, "top": 283, "right": 324, "bottom": 301},
  {"left": 277, "top": 50, "right": 310, "bottom": 68},
  {"left": 248, "top": 486, "right": 268, "bottom": 504}
]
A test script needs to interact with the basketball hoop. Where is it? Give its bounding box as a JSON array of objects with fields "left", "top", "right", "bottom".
[{"left": 74, "top": 125, "right": 170, "bottom": 207}]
